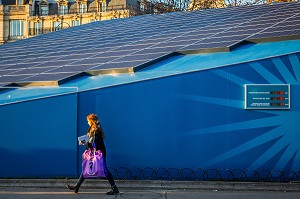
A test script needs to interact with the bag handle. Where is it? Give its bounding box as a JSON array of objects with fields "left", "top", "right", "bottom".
[
  {"left": 91, "top": 136, "right": 96, "bottom": 155},
  {"left": 92, "top": 142, "right": 96, "bottom": 149}
]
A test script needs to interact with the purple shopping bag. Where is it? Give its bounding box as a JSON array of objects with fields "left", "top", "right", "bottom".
[{"left": 82, "top": 149, "right": 108, "bottom": 178}]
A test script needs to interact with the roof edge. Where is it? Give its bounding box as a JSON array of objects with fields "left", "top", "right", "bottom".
[
  {"left": 15, "top": 81, "right": 59, "bottom": 87},
  {"left": 87, "top": 67, "right": 134, "bottom": 76},
  {"left": 246, "top": 35, "right": 300, "bottom": 44},
  {"left": 14, "top": 72, "right": 89, "bottom": 87},
  {"left": 176, "top": 47, "right": 230, "bottom": 55}
]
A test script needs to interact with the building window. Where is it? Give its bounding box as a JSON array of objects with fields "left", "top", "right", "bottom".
[
  {"left": 60, "top": 5, "right": 67, "bottom": 15},
  {"left": 140, "top": 4, "right": 145, "bottom": 12},
  {"left": 41, "top": 6, "right": 49, "bottom": 16},
  {"left": 54, "top": 21, "right": 61, "bottom": 31},
  {"left": 79, "top": 4, "right": 87, "bottom": 13},
  {"left": 10, "top": 20, "right": 24, "bottom": 39},
  {"left": 34, "top": 22, "right": 41, "bottom": 35},
  {"left": 17, "top": 0, "right": 23, "bottom": 5},
  {"left": 101, "top": 2, "right": 106, "bottom": 12},
  {"left": 72, "top": 20, "right": 80, "bottom": 27}
]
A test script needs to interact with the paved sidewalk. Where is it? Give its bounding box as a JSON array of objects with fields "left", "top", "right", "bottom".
[
  {"left": 1, "top": 187, "right": 300, "bottom": 199},
  {"left": 1, "top": 179, "right": 300, "bottom": 199},
  {"left": 1, "top": 179, "right": 300, "bottom": 192}
]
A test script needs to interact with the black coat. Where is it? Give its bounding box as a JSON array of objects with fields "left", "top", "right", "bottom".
[{"left": 87, "top": 127, "right": 106, "bottom": 157}]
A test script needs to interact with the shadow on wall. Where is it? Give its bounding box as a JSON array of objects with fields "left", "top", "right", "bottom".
[{"left": 108, "top": 167, "right": 300, "bottom": 182}]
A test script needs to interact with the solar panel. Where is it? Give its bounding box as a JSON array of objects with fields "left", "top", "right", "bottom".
[
  {"left": 248, "top": 13, "right": 300, "bottom": 41},
  {"left": 54, "top": 54, "right": 92, "bottom": 61},
  {"left": 46, "top": 65, "right": 95, "bottom": 73},
  {"left": 0, "top": 69, "right": 20, "bottom": 76},
  {"left": 0, "top": 74, "right": 34, "bottom": 83},
  {"left": 4, "top": 63, "right": 38, "bottom": 70},
  {"left": 197, "top": 35, "right": 248, "bottom": 44},
  {"left": 115, "top": 43, "right": 156, "bottom": 51},
  {"left": 0, "top": 2, "right": 299, "bottom": 86},
  {"left": 37, "top": 60, "right": 71, "bottom": 67},
  {"left": 249, "top": 29, "right": 300, "bottom": 40},
  {"left": 9, "top": 67, "right": 58, "bottom": 75},
  {"left": 216, "top": 29, "right": 263, "bottom": 38},
  {"left": 135, "top": 46, "right": 179, "bottom": 54},
  {"left": 98, "top": 50, "right": 137, "bottom": 57},
  {"left": 179, "top": 41, "right": 240, "bottom": 52},
  {"left": 112, "top": 52, "right": 168, "bottom": 63},
  {"left": 18, "top": 72, "right": 82, "bottom": 83},
  {"left": 71, "top": 57, "right": 117, "bottom": 65},
  {"left": 153, "top": 40, "right": 199, "bottom": 48},
  {"left": 90, "top": 60, "right": 148, "bottom": 71}
]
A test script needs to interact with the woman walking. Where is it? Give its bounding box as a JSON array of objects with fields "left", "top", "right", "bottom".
[{"left": 67, "top": 113, "right": 119, "bottom": 195}]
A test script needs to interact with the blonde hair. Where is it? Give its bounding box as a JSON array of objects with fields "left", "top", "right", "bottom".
[{"left": 87, "top": 113, "right": 104, "bottom": 139}]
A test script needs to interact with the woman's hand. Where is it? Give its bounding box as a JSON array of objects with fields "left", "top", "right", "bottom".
[{"left": 81, "top": 140, "right": 87, "bottom": 145}]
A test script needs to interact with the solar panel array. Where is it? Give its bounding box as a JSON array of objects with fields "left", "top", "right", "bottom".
[{"left": 0, "top": 2, "right": 299, "bottom": 87}]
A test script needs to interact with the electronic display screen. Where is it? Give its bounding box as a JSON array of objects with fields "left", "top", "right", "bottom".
[{"left": 245, "top": 84, "right": 290, "bottom": 110}]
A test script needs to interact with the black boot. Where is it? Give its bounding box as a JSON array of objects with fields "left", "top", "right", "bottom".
[
  {"left": 106, "top": 185, "right": 119, "bottom": 195},
  {"left": 67, "top": 184, "right": 80, "bottom": 193}
]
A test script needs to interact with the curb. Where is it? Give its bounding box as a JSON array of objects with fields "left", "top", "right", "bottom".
[{"left": 1, "top": 179, "right": 300, "bottom": 192}]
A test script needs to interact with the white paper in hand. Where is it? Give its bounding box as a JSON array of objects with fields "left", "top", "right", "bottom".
[{"left": 78, "top": 135, "right": 89, "bottom": 145}]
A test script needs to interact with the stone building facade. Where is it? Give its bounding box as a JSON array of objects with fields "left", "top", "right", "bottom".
[{"left": 0, "top": 0, "right": 142, "bottom": 44}]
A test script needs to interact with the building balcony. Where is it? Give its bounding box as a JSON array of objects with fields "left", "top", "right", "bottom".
[
  {"left": 28, "top": 27, "right": 58, "bottom": 36},
  {"left": 4, "top": 5, "right": 29, "bottom": 15},
  {"left": 8, "top": 35, "right": 26, "bottom": 41}
]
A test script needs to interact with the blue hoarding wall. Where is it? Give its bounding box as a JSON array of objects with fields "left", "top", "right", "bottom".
[
  {"left": 0, "top": 94, "right": 78, "bottom": 178},
  {"left": 77, "top": 53, "right": 300, "bottom": 180},
  {"left": 0, "top": 52, "right": 299, "bottom": 181}
]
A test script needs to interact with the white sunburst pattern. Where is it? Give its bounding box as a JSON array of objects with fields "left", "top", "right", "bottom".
[{"left": 174, "top": 53, "right": 300, "bottom": 179}]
